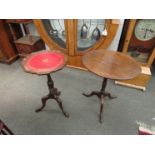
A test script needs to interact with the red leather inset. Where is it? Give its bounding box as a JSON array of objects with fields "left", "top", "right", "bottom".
[{"left": 24, "top": 51, "right": 65, "bottom": 73}]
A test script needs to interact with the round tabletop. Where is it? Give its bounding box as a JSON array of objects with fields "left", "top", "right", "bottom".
[
  {"left": 22, "top": 50, "right": 68, "bottom": 75},
  {"left": 82, "top": 49, "right": 141, "bottom": 80}
]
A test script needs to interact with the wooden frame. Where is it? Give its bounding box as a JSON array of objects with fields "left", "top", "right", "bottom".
[
  {"left": 0, "top": 20, "right": 19, "bottom": 64},
  {"left": 121, "top": 19, "right": 155, "bottom": 67},
  {"left": 33, "top": 19, "right": 119, "bottom": 69},
  {"left": 73, "top": 20, "right": 117, "bottom": 55},
  {"left": 116, "top": 19, "right": 155, "bottom": 91}
]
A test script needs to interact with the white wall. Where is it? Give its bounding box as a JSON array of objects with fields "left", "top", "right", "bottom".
[
  {"left": 108, "top": 19, "right": 124, "bottom": 51},
  {"left": 28, "top": 19, "right": 124, "bottom": 51},
  {"left": 28, "top": 23, "right": 39, "bottom": 36},
  {"left": 28, "top": 23, "right": 49, "bottom": 49}
]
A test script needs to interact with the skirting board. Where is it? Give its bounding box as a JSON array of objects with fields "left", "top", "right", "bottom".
[
  {"left": 115, "top": 80, "right": 146, "bottom": 91},
  {"left": 115, "top": 66, "right": 151, "bottom": 91}
]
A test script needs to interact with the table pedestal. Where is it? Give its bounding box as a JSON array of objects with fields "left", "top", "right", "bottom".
[
  {"left": 36, "top": 74, "right": 69, "bottom": 118},
  {"left": 83, "top": 78, "right": 116, "bottom": 123}
]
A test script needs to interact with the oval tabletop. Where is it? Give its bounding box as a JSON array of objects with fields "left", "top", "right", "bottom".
[
  {"left": 22, "top": 50, "right": 68, "bottom": 75},
  {"left": 82, "top": 49, "right": 141, "bottom": 80}
]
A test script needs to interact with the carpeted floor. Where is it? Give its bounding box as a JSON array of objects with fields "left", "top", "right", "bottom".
[{"left": 0, "top": 60, "right": 155, "bottom": 135}]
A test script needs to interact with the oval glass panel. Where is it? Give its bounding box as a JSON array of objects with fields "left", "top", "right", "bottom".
[
  {"left": 77, "top": 19, "right": 106, "bottom": 51},
  {"left": 42, "top": 19, "right": 66, "bottom": 49}
]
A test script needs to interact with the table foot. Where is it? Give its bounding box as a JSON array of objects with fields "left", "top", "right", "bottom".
[
  {"left": 83, "top": 78, "right": 116, "bottom": 123},
  {"left": 36, "top": 74, "right": 69, "bottom": 118},
  {"left": 103, "top": 92, "right": 117, "bottom": 99},
  {"left": 35, "top": 94, "right": 50, "bottom": 112},
  {"left": 54, "top": 96, "right": 69, "bottom": 118},
  {"left": 83, "top": 91, "right": 116, "bottom": 100},
  {"left": 82, "top": 91, "right": 101, "bottom": 98},
  {"left": 99, "top": 95, "right": 104, "bottom": 123}
]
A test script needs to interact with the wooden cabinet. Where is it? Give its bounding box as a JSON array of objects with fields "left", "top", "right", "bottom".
[
  {"left": 14, "top": 35, "right": 45, "bottom": 57},
  {"left": 0, "top": 19, "right": 46, "bottom": 63},
  {"left": 34, "top": 19, "right": 119, "bottom": 69},
  {"left": 6, "top": 19, "right": 45, "bottom": 57},
  {"left": 120, "top": 19, "right": 155, "bottom": 67},
  {"left": 116, "top": 19, "right": 155, "bottom": 91},
  {"left": 6, "top": 19, "right": 33, "bottom": 24},
  {"left": 0, "top": 20, "right": 20, "bottom": 64}
]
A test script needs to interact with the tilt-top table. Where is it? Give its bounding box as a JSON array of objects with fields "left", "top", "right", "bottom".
[
  {"left": 82, "top": 49, "right": 141, "bottom": 123},
  {"left": 22, "top": 50, "right": 69, "bottom": 118}
]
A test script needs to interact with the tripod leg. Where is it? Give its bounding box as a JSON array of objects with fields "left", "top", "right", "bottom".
[
  {"left": 104, "top": 92, "right": 117, "bottom": 99},
  {"left": 82, "top": 91, "right": 101, "bottom": 98},
  {"left": 99, "top": 95, "right": 104, "bottom": 123},
  {"left": 54, "top": 96, "right": 69, "bottom": 118},
  {"left": 36, "top": 94, "right": 50, "bottom": 112}
]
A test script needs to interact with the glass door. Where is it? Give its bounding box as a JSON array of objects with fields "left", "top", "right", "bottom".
[
  {"left": 76, "top": 19, "right": 107, "bottom": 52},
  {"left": 42, "top": 19, "right": 67, "bottom": 49}
]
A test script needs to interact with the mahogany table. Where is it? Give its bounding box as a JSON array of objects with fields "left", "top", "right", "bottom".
[
  {"left": 22, "top": 50, "right": 69, "bottom": 118},
  {"left": 82, "top": 49, "right": 141, "bottom": 123}
]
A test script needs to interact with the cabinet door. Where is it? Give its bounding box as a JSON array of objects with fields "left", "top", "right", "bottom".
[
  {"left": 74, "top": 19, "right": 120, "bottom": 56},
  {"left": 76, "top": 19, "right": 107, "bottom": 52}
]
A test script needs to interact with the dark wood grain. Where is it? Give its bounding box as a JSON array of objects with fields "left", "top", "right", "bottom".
[
  {"left": 82, "top": 49, "right": 141, "bottom": 80},
  {"left": 0, "top": 20, "right": 19, "bottom": 64},
  {"left": 6, "top": 19, "right": 32, "bottom": 24}
]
